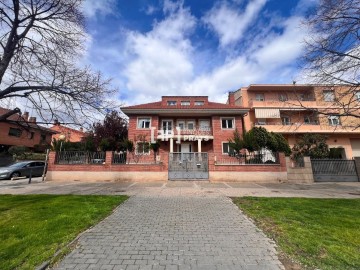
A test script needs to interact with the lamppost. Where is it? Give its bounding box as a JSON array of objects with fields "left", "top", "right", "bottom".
[{"left": 59, "top": 134, "right": 66, "bottom": 151}]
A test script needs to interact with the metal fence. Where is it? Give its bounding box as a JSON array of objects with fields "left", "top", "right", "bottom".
[
  {"left": 311, "top": 159, "right": 358, "bottom": 182},
  {"left": 55, "top": 151, "right": 106, "bottom": 164},
  {"left": 112, "top": 152, "right": 127, "bottom": 164},
  {"left": 217, "top": 151, "right": 280, "bottom": 165}
]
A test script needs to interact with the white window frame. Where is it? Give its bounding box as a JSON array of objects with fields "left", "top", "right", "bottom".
[
  {"left": 135, "top": 141, "right": 150, "bottom": 155},
  {"left": 222, "top": 142, "right": 235, "bottom": 155},
  {"left": 328, "top": 115, "right": 341, "bottom": 126},
  {"left": 187, "top": 120, "right": 195, "bottom": 130},
  {"left": 177, "top": 120, "right": 185, "bottom": 130},
  {"left": 181, "top": 101, "right": 191, "bottom": 106},
  {"left": 195, "top": 101, "right": 204, "bottom": 106},
  {"left": 161, "top": 119, "right": 173, "bottom": 135},
  {"left": 255, "top": 93, "right": 265, "bottom": 101},
  {"left": 137, "top": 117, "right": 151, "bottom": 129},
  {"left": 167, "top": 101, "right": 177, "bottom": 106},
  {"left": 199, "top": 119, "right": 210, "bottom": 130},
  {"left": 221, "top": 117, "right": 235, "bottom": 129},
  {"left": 323, "top": 90, "right": 335, "bottom": 102}
]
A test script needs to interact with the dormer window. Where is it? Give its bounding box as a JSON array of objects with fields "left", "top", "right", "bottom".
[
  {"left": 181, "top": 101, "right": 190, "bottom": 106},
  {"left": 195, "top": 101, "right": 204, "bottom": 106},
  {"left": 167, "top": 101, "right": 177, "bottom": 106}
]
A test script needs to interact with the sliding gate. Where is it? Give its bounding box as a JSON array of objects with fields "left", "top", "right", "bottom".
[
  {"left": 168, "top": 153, "right": 208, "bottom": 180},
  {"left": 311, "top": 159, "right": 359, "bottom": 182}
]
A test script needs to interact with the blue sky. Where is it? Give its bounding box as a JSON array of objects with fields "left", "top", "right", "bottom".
[{"left": 81, "top": 0, "right": 318, "bottom": 105}]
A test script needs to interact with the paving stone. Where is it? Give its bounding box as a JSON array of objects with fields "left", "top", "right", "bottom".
[{"left": 54, "top": 195, "right": 284, "bottom": 270}]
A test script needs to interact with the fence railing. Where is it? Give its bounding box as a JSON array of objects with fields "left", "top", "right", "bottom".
[
  {"left": 216, "top": 151, "right": 280, "bottom": 165},
  {"left": 55, "top": 151, "right": 106, "bottom": 164},
  {"left": 112, "top": 152, "right": 127, "bottom": 164}
]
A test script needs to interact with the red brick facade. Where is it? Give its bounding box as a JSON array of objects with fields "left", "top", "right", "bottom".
[{"left": 0, "top": 107, "right": 56, "bottom": 150}]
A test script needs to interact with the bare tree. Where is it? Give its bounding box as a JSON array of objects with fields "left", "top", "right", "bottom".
[
  {"left": 290, "top": 0, "right": 360, "bottom": 126},
  {"left": 0, "top": 0, "right": 117, "bottom": 126},
  {"left": 303, "top": 0, "right": 360, "bottom": 86}
]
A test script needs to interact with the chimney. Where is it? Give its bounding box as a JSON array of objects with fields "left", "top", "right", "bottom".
[
  {"left": 54, "top": 119, "right": 60, "bottom": 125},
  {"left": 22, "top": 112, "right": 29, "bottom": 121},
  {"left": 79, "top": 127, "right": 83, "bottom": 132},
  {"left": 29, "top": 117, "right": 36, "bottom": 123},
  {"left": 228, "top": 92, "right": 235, "bottom": 105}
]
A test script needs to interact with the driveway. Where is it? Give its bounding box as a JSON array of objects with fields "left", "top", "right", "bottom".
[{"left": 55, "top": 194, "right": 284, "bottom": 270}]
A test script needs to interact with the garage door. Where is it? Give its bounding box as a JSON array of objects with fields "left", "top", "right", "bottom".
[{"left": 350, "top": 139, "right": 360, "bottom": 157}]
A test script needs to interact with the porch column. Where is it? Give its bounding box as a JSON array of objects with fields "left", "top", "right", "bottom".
[
  {"left": 198, "top": 139, "right": 202, "bottom": 153},
  {"left": 170, "top": 138, "right": 174, "bottom": 153}
]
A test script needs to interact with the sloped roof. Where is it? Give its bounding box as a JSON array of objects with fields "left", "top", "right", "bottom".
[
  {"left": 121, "top": 97, "right": 249, "bottom": 116},
  {"left": 0, "top": 107, "right": 58, "bottom": 134}
]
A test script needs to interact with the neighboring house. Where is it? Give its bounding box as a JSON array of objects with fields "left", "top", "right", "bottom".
[
  {"left": 0, "top": 107, "right": 57, "bottom": 151},
  {"left": 50, "top": 121, "right": 86, "bottom": 143},
  {"left": 235, "top": 84, "right": 360, "bottom": 159}
]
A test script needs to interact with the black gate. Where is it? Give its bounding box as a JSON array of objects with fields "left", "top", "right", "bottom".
[
  {"left": 168, "top": 153, "right": 209, "bottom": 180},
  {"left": 311, "top": 159, "right": 359, "bottom": 182}
]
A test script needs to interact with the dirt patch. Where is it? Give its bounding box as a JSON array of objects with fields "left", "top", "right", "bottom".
[{"left": 279, "top": 253, "right": 303, "bottom": 270}]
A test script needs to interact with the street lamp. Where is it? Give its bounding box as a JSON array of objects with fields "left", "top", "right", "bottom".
[{"left": 59, "top": 134, "right": 66, "bottom": 151}]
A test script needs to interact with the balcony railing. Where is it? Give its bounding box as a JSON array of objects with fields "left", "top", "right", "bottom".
[
  {"left": 255, "top": 121, "right": 319, "bottom": 126},
  {"left": 159, "top": 127, "right": 212, "bottom": 137}
]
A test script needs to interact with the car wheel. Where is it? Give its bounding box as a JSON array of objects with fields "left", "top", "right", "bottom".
[{"left": 10, "top": 172, "right": 21, "bottom": 178}]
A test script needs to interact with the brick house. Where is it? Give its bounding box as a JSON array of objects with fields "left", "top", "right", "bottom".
[
  {"left": 0, "top": 107, "right": 57, "bottom": 152},
  {"left": 50, "top": 121, "right": 86, "bottom": 143},
  {"left": 46, "top": 94, "right": 288, "bottom": 182}
]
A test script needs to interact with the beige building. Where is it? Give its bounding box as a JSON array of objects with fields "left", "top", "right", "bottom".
[{"left": 235, "top": 84, "right": 360, "bottom": 159}]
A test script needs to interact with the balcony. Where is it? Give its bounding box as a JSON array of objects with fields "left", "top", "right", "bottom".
[
  {"left": 254, "top": 122, "right": 360, "bottom": 133},
  {"left": 157, "top": 127, "right": 213, "bottom": 140},
  {"left": 249, "top": 98, "right": 319, "bottom": 109}
]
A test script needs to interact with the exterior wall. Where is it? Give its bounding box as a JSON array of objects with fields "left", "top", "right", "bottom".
[
  {"left": 0, "top": 122, "right": 52, "bottom": 148},
  {"left": 47, "top": 151, "right": 168, "bottom": 182},
  {"left": 128, "top": 114, "right": 244, "bottom": 157},
  {"left": 286, "top": 134, "right": 360, "bottom": 159},
  {"left": 285, "top": 157, "right": 314, "bottom": 183}
]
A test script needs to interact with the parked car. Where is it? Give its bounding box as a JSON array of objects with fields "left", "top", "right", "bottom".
[{"left": 0, "top": 161, "right": 45, "bottom": 180}]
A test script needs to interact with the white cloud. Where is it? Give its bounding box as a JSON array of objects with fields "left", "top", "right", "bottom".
[
  {"left": 82, "top": 0, "right": 116, "bottom": 18},
  {"left": 123, "top": 3, "right": 196, "bottom": 103},
  {"left": 115, "top": 1, "right": 310, "bottom": 106},
  {"left": 253, "top": 17, "right": 306, "bottom": 68},
  {"left": 203, "top": 0, "right": 267, "bottom": 48}
]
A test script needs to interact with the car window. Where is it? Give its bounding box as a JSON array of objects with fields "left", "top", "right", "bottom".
[{"left": 36, "top": 162, "right": 45, "bottom": 166}]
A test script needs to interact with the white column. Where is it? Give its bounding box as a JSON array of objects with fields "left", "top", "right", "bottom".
[
  {"left": 198, "top": 139, "right": 202, "bottom": 153},
  {"left": 170, "top": 138, "right": 174, "bottom": 153}
]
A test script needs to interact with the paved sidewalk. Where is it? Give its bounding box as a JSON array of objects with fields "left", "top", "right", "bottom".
[{"left": 55, "top": 195, "right": 284, "bottom": 270}]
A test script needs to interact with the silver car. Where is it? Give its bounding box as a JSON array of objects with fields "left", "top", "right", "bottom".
[{"left": 0, "top": 161, "right": 45, "bottom": 180}]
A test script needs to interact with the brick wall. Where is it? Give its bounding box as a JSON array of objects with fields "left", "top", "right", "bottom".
[{"left": 0, "top": 122, "right": 52, "bottom": 148}]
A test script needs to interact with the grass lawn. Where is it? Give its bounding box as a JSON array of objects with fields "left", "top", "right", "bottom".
[
  {"left": 233, "top": 197, "right": 360, "bottom": 270},
  {"left": 0, "top": 194, "right": 128, "bottom": 270}
]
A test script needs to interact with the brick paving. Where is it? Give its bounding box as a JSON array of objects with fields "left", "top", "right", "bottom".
[{"left": 55, "top": 195, "right": 284, "bottom": 270}]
